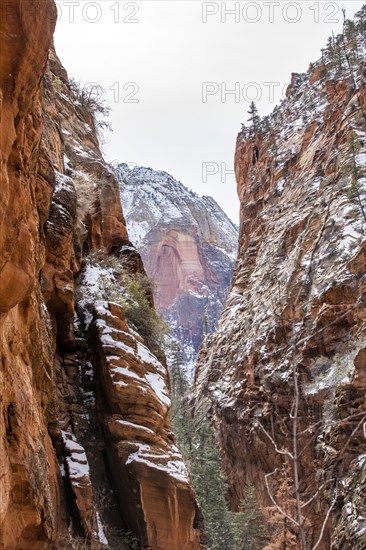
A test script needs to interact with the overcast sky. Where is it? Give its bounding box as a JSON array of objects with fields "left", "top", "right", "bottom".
[{"left": 54, "top": 0, "right": 364, "bottom": 222}]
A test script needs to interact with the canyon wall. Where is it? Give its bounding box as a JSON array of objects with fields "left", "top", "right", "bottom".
[
  {"left": 0, "top": 2, "right": 60, "bottom": 546},
  {"left": 117, "top": 165, "right": 238, "bottom": 376},
  {"left": 195, "top": 13, "right": 366, "bottom": 550},
  {"left": 0, "top": 2, "right": 202, "bottom": 548}
]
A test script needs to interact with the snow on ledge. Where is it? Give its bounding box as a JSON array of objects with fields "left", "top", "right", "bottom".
[
  {"left": 61, "top": 430, "right": 91, "bottom": 484},
  {"left": 96, "top": 305, "right": 171, "bottom": 408},
  {"left": 125, "top": 443, "right": 189, "bottom": 483}
]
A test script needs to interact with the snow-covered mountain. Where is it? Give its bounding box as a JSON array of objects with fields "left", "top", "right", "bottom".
[{"left": 115, "top": 164, "right": 238, "bottom": 376}]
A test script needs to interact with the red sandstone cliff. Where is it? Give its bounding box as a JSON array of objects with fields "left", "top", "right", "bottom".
[
  {"left": 195, "top": 11, "right": 366, "bottom": 550},
  {"left": 0, "top": 2, "right": 60, "bottom": 546},
  {"left": 0, "top": 2, "right": 203, "bottom": 548}
]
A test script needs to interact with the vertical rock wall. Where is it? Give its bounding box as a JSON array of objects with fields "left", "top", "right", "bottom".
[
  {"left": 0, "top": 4, "right": 203, "bottom": 548},
  {"left": 195, "top": 17, "right": 366, "bottom": 550},
  {"left": 0, "top": 2, "right": 60, "bottom": 547}
]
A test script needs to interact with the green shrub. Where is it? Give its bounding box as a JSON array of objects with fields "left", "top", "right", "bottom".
[
  {"left": 83, "top": 253, "right": 169, "bottom": 357},
  {"left": 118, "top": 272, "right": 169, "bottom": 356},
  {"left": 54, "top": 76, "right": 63, "bottom": 92}
]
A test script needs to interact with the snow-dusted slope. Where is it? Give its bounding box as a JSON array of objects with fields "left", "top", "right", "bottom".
[
  {"left": 116, "top": 164, "right": 238, "bottom": 255},
  {"left": 195, "top": 9, "right": 366, "bottom": 549},
  {"left": 115, "top": 164, "right": 238, "bottom": 375}
]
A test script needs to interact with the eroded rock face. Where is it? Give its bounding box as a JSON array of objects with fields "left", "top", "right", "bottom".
[
  {"left": 0, "top": 4, "right": 203, "bottom": 548},
  {"left": 195, "top": 15, "right": 366, "bottom": 550},
  {"left": 87, "top": 300, "right": 203, "bottom": 549},
  {"left": 117, "top": 165, "right": 238, "bottom": 375},
  {"left": 42, "top": 50, "right": 203, "bottom": 547},
  {"left": 41, "top": 46, "right": 130, "bottom": 354},
  {"left": 0, "top": 2, "right": 60, "bottom": 548}
]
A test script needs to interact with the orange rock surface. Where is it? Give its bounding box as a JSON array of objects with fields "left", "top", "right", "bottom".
[
  {"left": 0, "top": 2, "right": 203, "bottom": 548},
  {"left": 0, "top": 1, "right": 60, "bottom": 547}
]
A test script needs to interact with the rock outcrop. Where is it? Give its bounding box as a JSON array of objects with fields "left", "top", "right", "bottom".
[
  {"left": 90, "top": 299, "right": 202, "bottom": 549},
  {"left": 0, "top": 2, "right": 203, "bottom": 548},
  {"left": 195, "top": 11, "right": 366, "bottom": 550},
  {"left": 117, "top": 165, "right": 238, "bottom": 376}
]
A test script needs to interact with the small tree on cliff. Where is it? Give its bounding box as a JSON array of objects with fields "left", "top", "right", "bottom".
[
  {"left": 344, "top": 129, "right": 366, "bottom": 223},
  {"left": 69, "top": 79, "right": 112, "bottom": 141},
  {"left": 247, "top": 101, "right": 261, "bottom": 129}
]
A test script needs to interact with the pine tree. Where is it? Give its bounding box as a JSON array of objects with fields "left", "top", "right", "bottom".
[
  {"left": 344, "top": 130, "right": 366, "bottom": 223},
  {"left": 169, "top": 348, "right": 235, "bottom": 550},
  {"left": 334, "top": 35, "right": 345, "bottom": 72},
  {"left": 262, "top": 116, "right": 271, "bottom": 134},
  {"left": 354, "top": 4, "right": 366, "bottom": 32},
  {"left": 192, "top": 423, "right": 234, "bottom": 550},
  {"left": 247, "top": 101, "right": 260, "bottom": 129},
  {"left": 169, "top": 344, "right": 194, "bottom": 455},
  {"left": 326, "top": 36, "right": 334, "bottom": 55},
  {"left": 231, "top": 485, "right": 268, "bottom": 550},
  {"left": 202, "top": 308, "right": 209, "bottom": 335},
  {"left": 344, "top": 18, "right": 357, "bottom": 42}
]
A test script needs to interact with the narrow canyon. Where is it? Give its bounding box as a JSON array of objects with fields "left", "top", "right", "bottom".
[
  {"left": 0, "top": 2, "right": 202, "bottom": 548},
  {"left": 0, "top": 1, "right": 365, "bottom": 550}
]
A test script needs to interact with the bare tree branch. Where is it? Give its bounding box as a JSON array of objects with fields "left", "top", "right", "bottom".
[
  {"left": 311, "top": 485, "right": 338, "bottom": 550},
  {"left": 301, "top": 483, "right": 329, "bottom": 509},
  {"left": 264, "top": 469, "right": 299, "bottom": 527},
  {"left": 257, "top": 421, "right": 294, "bottom": 459}
]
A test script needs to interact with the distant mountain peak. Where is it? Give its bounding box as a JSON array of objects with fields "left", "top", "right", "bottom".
[{"left": 115, "top": 163, "right": 238, "bottom": 376}]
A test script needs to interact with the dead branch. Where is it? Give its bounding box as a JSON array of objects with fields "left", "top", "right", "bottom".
[
  {"left": 257, "top": 421, "right": 294, "bottom": 459},
  {"left": 264, "top": 469, "right": 299, "bottom": 527}
]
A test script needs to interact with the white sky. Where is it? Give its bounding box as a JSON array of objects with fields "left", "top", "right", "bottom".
[{"left": 54, "top": 0, "right": 364, "bottom": 222}]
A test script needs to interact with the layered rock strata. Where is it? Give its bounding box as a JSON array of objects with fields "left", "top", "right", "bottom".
[{"left": 0, "top": 3, "right": 203, "bottom": 547}]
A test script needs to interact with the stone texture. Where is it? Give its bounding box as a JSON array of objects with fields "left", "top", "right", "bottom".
[
  {"left": 195, "top": 20, "right": 366, "bottom": 550},
  {"left": 0, "top": 1, "right": 61, "bottom": 548},
  {"left": 43, "top": 48, "right": 203, "bottom": 547},
  {"left": 0, "top": 4, "right": 203, "bottom": 548},
  {"left": 87, "top": 300, "right": 204, "bottom": 549}
]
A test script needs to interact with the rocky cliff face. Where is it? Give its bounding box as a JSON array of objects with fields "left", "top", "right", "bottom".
[
  {"left": 195, "top": 12, "right": 366, "bottom": 550},
  {"left": 117, "top": 165, "right": 238, "bottom": 375},
  {"left": 0, "top": 2, "right": 60, "bottom": 546},
  {"left": 0, "top": 2, "right": 202, "bottom": 548}
]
